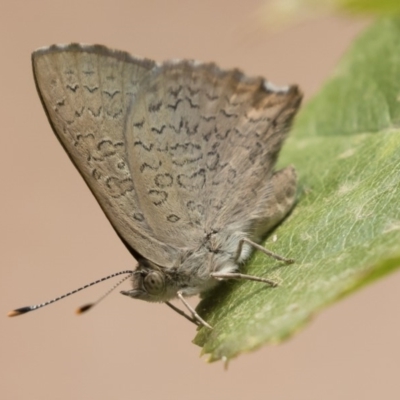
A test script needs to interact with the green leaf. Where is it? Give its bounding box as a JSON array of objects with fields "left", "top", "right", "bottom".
[
  {"left": 337, "top": 0, "right": 400, "bottom": 15},
  {"left": 194, "top": 18, "right": 400, "bottom": 362}
]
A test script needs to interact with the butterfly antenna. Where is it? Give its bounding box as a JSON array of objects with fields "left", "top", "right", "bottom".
[
  {"left": 7, "top": 270, "right": 134, "bottom": 317},
  {"left": 76, "top": 273, "right": 133, "bottom": 314}
]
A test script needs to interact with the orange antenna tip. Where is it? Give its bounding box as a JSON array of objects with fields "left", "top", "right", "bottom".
[
  {"left": 7, "top": 307, "right": 32, "bottom": 317},
  {"left": 76, "top": 303, "right": 94, "bottom": 314}
]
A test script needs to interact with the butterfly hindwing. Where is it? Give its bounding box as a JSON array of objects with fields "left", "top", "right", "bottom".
[{"left": 124, "top": 61, "right": 301, "bottom": 246}]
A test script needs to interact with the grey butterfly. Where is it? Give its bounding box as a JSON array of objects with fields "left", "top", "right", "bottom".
[{"left": 10, "top": 44, "right": 301, "bottom": 328}]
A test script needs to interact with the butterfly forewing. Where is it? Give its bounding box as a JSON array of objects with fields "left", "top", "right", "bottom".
[{"left": 32, "top": 44, "right": 181, "bottom": 267}]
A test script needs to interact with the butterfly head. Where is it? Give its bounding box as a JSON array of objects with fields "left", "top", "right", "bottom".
[{"left": 120, "top": 259, "right": 178, "bottom": 303}]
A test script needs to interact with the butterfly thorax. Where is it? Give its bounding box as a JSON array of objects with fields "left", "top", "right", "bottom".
[{"left": 123, "top": 229, "right": 253, "bottom": 303}]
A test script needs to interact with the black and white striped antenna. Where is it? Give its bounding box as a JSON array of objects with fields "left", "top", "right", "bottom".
[{"left": 8, "top": 270, "right": 134, "bottom": 317}]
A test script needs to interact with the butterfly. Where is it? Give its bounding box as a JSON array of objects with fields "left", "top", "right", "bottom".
[{"left": 9, "top": 44, "right": 302, "bottom": 328}]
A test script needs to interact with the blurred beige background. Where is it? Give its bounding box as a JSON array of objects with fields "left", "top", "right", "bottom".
[{"left": 1, "top": 1, "right": 399, "bottom": 399}]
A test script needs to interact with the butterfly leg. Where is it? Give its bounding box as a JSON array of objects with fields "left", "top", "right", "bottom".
[
  {"left": 237, "top": 237, "right": 295, "bottom": 264},
  {"left": 211, "top": 272, "right": 278, "bottom": 286},
  {"left": 231, "top": 237, "right": 294, "bottom": 287},
  {"left": 165, "top": 301, "right": 201, "bottom": 326},
  {"left": 177, "top": 291, "right": 213, "bottom": 329}
]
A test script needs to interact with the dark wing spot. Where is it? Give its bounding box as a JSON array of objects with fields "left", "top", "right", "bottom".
[
  {"left": 75, "top": 133, "right": 95, "bottom": 147},
  {"left": 185, "top": 97, "right": 199, "bottom": 109},
  {"left": 177, "top": 169, "right": 206, "bottom": 190},
  {"left": 84, "top": 85, "right": 98, "bottom": 93},
  {"left": 155, "top": 173, "right": 173, "bottom": 188},
  {"left": 187, "top": 201, "right": 195, "bottom": 211},
  {"left": 75, "top": 107, "right": 85, "bottom": 117},
  {"left": 203, "top": 131, "right": 212, "bottom": 141},
  {"left": 170, "top": 143, "right": 202, "bottom": 166},
  {"left": 249, "top": 142, "right": 263, "bottom": 164},
  {"left": 151, "top": 125, "right": 166, "bottom": 134},
  {"left": 167, "top": 99, "right": 183, "bottom": 110},
  {"left": 148, "top": 190, "right": 168, "bottom": 206},
  {"left": 103, "top": 90, "right": 120, "bottom": 99},
  {"left": 133, "top": 213, "right": 145, "bottom": 222},
  {"left": 88, "top": 107, "right": 102, "bottom": 117},
  {"left": 133, "top": 119, "right": 145, "bottom": 128},
  {"left": 206, "top": 152, "right": 219, "bottom": 170},
  {"left": 92, "top": 169, "right": 101, "bottom": 180},
  {"left": 106, "top": 109, "right": 123, "bottom": 118},
  {"left": 66, "top": 84, "right": 79, "bottom": 92},
  {"left": 201, "top": 115, "right": 216, "bottom": 122},
  {"left": 148, "top": 101, "right": 162, "bottom": 112},
  {"left": 156, "top": 143, "right": 169, "bottom": 153},
  {"left": 140, "top": 160, "right": 162, "bottom": 173},
  {"left": 97, "top": 140, "right": 117, "bottom": 157},
  {"left": 220, "top": 109, "right": 238, "bottom": 118},
  {"left": 187, "top": 201, "right": 204, "bottom": 216},
  {"left": 167, "top": 214, "right": 180, "bottom": 223},
  {"left": 185, "top": 121, "right": 199, "bottom": 136},
  {"left": 77, "top": 133, "right": 95, "bottom": 141},
  {"left": 215, "top": 129, "right": 231, "bottom": 140},
  {"left": 169, "top": 118, "right": 184, "bottom": 134},
  {"left": 134, "top": 141, "right": 153, "bottom": 151},
  {"left": 106, "top": 177, "right": 134, "bottom": 198},
  {"left": 227, "top": 168, "right": 237, "bottom": 184},
  {"left": 169, "top": 85, "right": 183, "bottom": 98}
]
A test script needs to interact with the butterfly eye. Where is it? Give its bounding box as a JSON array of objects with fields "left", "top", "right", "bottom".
[{"left": 143, "top": 271, "right": 165, "bottom": 295}]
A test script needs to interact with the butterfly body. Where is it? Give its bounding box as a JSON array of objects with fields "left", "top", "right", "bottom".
[{"left": 126, "top": 229, "right": 246, "bottom": 302}]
